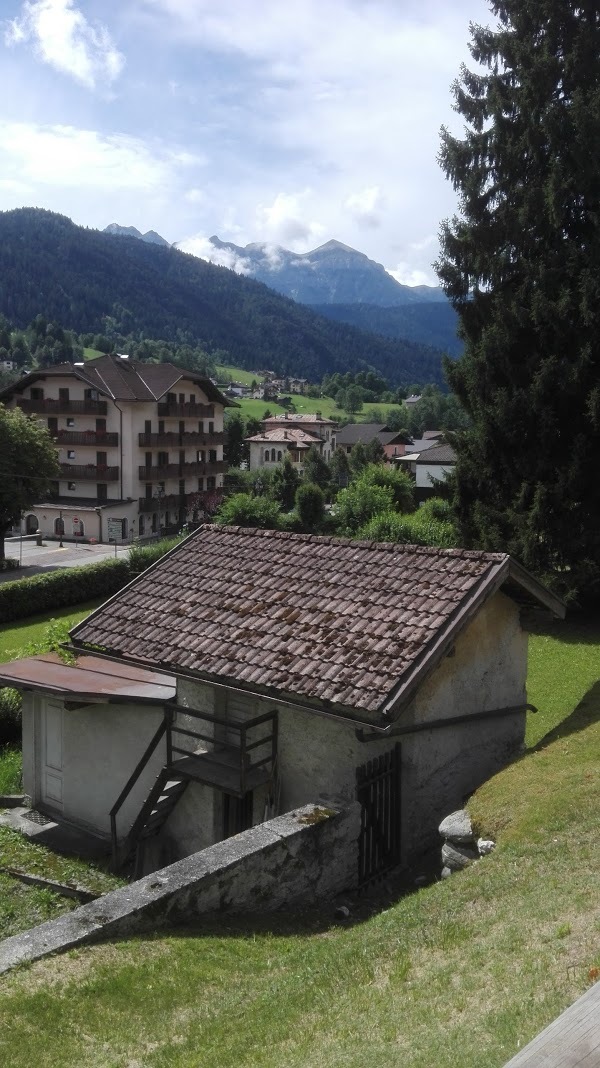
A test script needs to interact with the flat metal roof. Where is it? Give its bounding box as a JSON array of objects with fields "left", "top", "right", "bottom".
[{"left": 0, "top": 653, "right": 176, "bottom": 704}]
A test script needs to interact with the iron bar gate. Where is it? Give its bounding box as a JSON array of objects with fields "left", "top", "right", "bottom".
[{"left": 356, "top": 744, "right": 401, "bottom": 888}]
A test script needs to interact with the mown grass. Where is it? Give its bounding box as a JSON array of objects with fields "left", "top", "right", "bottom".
[
  {"left": 0, "top": 598, "right": 104, "bottom": 661},
  {"left": 234, "top": 394, "right": 406, "bottom": 423},
  {"left": 0, "top": 615, "right": 599, "bottom": 1067}
]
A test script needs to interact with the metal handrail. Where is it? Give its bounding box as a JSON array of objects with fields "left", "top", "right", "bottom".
[{"left": 109, "top": 712, "right": 169, "bottom": 866}]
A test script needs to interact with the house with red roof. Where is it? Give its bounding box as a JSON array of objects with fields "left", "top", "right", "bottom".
[{"left": 0, "top": 527, "right": 563, "bottom": 884}]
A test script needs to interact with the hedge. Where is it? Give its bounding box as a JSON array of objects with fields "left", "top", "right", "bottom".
[{"left": 0, "top": 558, "right": 130, "bottom": 624}]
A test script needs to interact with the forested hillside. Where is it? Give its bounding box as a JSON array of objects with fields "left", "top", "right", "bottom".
[
  {"left": 309, "top": 302, "right": 462, "bottom": 357},
  {"left": 0, "top": 209, "right": 449, "bottom": 387}
]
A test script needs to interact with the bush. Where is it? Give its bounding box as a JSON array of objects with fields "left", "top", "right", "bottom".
[
  {"left": 358, "top": 464, "right": 415, "bottom": 513},
  {"left": 333, "top": 482, "right": 394, "bottom": 534},
  {"left": 128, "top": 536, "right": 183, "bottom": 576},
  {"left": 295, "top": 483, "right": 326, "bottom": 532},
  {"left": 0, "top": 557, "right": 130, "bottom": 623},
  {"left": 216, "top": 493, "right": 282, "bottom": 529},
  {"left": 358, "top": 505, "right": 458, "bottom": 549},
  {"left": 0, "top": 689, "right": 22, "bottom": 746}
]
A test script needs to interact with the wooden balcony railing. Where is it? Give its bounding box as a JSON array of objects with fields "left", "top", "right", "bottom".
[
  {"left": 18, "top": 398, "right": 108, "bottom": 415},
  {"left": 138, "top": 431, "right": 225, "bottom": 448},
  {"left": 59, "top": 464, "right": 119, "bottom": 481},
  {"left": 157, "top": 402, "right": 215, "bottom": 418},
  {"left": 138, "top": 461, "right": 226, "bottom": 480},
  {"left": 56, "top": 431, "right": 118, "bottom": 447}
]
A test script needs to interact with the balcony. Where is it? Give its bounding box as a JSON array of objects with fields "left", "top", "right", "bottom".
[
  {"left": 18, "top": 398, "right": 108, "bottom": 415},
  {"left": 138, "top": 489, "right": 223, "bottom": 514},
  {"left": 157, "top": 401, "right": 215, "bottom": 418},
  {"left": 60, "top": 463, "right": 119, "bottom": 482},
  {"left": 138, "top": 431, "right": 225, "bottom": 448},
  {"left": 138, "top": 461, "right": 227, "bottom": 480},
  {"left": 56, "top": 430, "right": 119, "bottom": 447}
]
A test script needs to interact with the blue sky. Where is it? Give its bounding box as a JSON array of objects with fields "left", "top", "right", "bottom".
[{"left": 1, "top": 0, "right": 492, "bottom": 285}]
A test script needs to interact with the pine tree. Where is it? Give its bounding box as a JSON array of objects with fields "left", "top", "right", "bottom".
[{"left": 436, "top": 2, "right": 600, "bottom": 599}]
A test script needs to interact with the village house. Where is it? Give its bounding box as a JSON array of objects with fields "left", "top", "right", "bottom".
[
  {"left": 246, "top": 412, "right": 338, "bottom": 470},
  {"left": 0, "top": 355, "right": 234, "bottom": 542},
  {"left": 245, "top": 426, "right": 324, "bottom": 473},
  {"left": 336, "top": 422, "right": 410, "bottom": 460},
  {"left": 0, "top": 527, "right": 563, "bottom": 884},
  {"left": 397, "top": 441, "right": 458, "bottom": 500}
]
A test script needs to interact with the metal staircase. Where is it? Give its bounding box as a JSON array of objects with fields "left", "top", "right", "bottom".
[
  {"left": 109, "top": 703, "right": 278, "bottom": 874},
  {"left": 124, "top": 770, "right": 189, "bottom": 877}
]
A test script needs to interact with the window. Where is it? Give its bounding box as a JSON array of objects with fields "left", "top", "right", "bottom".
[
  {"left": 198, "top": 421, "right": 204, "bottom": 433},
  {"left": 178, "top": 393, "right": 185, "bottom": 404},
  {"left": 30, "top": 387, "right": 43, "bottom": 400},
  {"left": 96, "top": 451, "right": 107, "bottom": 467},
  {"left": 277, "top": 451, "right": 282, "bottom": 461},
  {"left": 158, "top": 420, "right": 165, "bottom": 434},
  {"left": 179, "top": 479, "right": 185, "bottom": 495},
  {"left": 157, "top": 452, "right": 168, "bottom": 467},
  {"left": 47, "top": 417, "right": 58, "bottom": 434},
  {"left": 54, "top": 517, "right": 65, "bottom": 536},
  {"left": 84, "top": 388, "right": 99, "bottom": 400},
  {"left": 271, "top": 448, "right": 276, "bottom": 461},
  {"left": 97, "top": 484, "right": 107, "bottom": 501},
  {"left": 197, "top": 450, "right": 205, "bottom": 463},
  {"left": 144, "top": 420, "right": 151, "bottom": 434},
  {"left": 264, "top": 449, "right": 270, "bottom": 463},
  {"left": 207, "top": 476, "right": 216, "bottom": 489},
  {"left": 197, "top": 477, "right": 204, "bottom": 491},
  {"left": 145, "top": 484, "right": 152, "bottom": 500},
  {"left": 209, "top": 449, "right": 217, "bottom": 463},
  {"left": 96, "top": 418, "right": 106, "bottom": 434},
  {"left": 189, "top": 394, "right": 195, "bottom": 403},
  {"left": 68, "top": 482, "right": 76, "bottom": 491},
  {"left": 59, "top": 388, "right": 70, "bottom": 402},
  {"left": 208, "top": 421, "right": 214, "bottom": 433},
  {"left": 67, "top": 450, "right": 75, "bottom": 460}
]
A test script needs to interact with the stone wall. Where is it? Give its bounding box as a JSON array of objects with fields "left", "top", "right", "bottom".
[{"left": 0, "top": 803, "right": 360, "bottom": 976}]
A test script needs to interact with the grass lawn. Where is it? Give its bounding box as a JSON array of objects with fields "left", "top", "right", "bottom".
[
  {"left": 0, "top": 614, "right": 599, "bottom": 1066},
  {"left": 82, "top": 347, "right": 104, "bottom": 361},
  {"left": 0, "top": 599, "right": 105, "bottom": 661},
  {"left": 216, "top": 364, "right": 262, "bottom": 386},
  {"left": 234, "top": 394, "right": 406, "bottom": 424}
]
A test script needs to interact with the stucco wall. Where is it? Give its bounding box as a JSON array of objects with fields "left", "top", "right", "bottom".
[{"left": 24, "top": 696, "right": 166, "bottom": 839}]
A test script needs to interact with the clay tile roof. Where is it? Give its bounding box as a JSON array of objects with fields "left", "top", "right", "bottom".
[
  {"left": 412, "top": 443, "right": 457, "bottom": 464},
  {"left": 71, "top": 528, "right": 563, "bottom": 722}
]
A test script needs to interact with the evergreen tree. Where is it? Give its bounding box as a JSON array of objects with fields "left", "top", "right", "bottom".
[
  {"left": 295, "top": 483, "right": 325, "bottom": 532},
  {"left": 302, "top": 445, "right": 331, "bottom": 490},
  {"left": 271, "top": 455, "right": 300, "bottom": 511},
  {"left": 436, "top": 2, "right": 600, "bottom": 598}
]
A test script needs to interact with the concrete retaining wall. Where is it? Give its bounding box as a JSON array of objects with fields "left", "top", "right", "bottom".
[{"left": 0, "top": 803, "right": 359, "bottom": 975}]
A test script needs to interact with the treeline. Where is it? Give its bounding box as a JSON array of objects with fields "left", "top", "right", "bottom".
[{"left": 0, "top": 208, "right": 449, "bottom": 388}]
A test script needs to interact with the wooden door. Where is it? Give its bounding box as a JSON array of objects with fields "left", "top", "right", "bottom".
[{"left": 41, "top": 699, "right": 64, "bottom": 811}]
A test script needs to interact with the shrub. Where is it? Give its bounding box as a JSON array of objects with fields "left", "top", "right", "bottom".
[
  {"left": 358, "top": 464, "right": 415, "bottom": 513},
  {"left": 216, "top": 493, "right": 282, "bottom": 529},
  {"left": 358, "top": 506, "right": 458, "bottom": 549},
  {"left": 0, "top": 557, "right": 129, "bottom": 623},
  {"left": 0, "top": 689, "right": 22, "bottom": 746},
  {"left": 128, "top": 536, "right": 183, "bottom": 576},
  {"left": 333, "top": 482, "right": 394, "bottom": 534},
  {"left": 295, "top": 483, "right": 325, "bottom": 532}
]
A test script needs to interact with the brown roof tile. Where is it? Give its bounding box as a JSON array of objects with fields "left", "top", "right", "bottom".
[{"left": 70, "top": 526, "right": 540, "bottom": 719}]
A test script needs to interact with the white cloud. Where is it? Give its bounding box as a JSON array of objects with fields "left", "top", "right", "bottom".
[
  {"left": 344, "top": 186, "right": 384, "bottom": 229},
  {"left": 388, "top": 264, "right": 437, "bottom": 288},
  {"left": 255, "top": 191, "right": 324, "bottom": 248},
  {"left": 0, "top": 121, "right": 198, "bottom": 193},
  {"left": 176, "top": 234, "right": 252, "bottom": 273},
  {"left": 4, "top": 0, "right": 124, "bottom": 89}
]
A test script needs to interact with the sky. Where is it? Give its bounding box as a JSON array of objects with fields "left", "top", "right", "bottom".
[{"left": 0, "top": 0, "right": 493, "bottom": 286}]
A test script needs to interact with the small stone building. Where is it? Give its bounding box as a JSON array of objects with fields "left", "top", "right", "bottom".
[{"left": 0, "top": 528, "right": 563, "bottom": 883}]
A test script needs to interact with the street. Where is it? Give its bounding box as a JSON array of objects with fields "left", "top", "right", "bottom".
[{"left": 1, "top": 538, "right": 131, "bottom": 583}]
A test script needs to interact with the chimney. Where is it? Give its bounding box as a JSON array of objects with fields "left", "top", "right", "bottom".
[{"left": 316, "top": 410, "right": 322, "bottom": 419}]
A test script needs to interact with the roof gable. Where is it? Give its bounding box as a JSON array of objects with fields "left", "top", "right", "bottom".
[{"left": 71, "top": 527, "right": 563, "bottom": 723}]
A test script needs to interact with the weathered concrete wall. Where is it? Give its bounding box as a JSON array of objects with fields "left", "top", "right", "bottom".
[{"left": 0, "top": 803, "right": 359, "bottom": 976}]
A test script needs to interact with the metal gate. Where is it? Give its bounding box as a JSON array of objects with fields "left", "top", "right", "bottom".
[{"left": 356, "top": 744, "right": 401, "bottom": 888}]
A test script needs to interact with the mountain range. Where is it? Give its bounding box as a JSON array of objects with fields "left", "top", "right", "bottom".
[
  {"left": 102, "top": 226, "right": 461, "bottom": 356},
  {"left": 104, "top": 223, "right": 170, "bottom": 247},
  {"left": 1, "top": 208, "right": 449, "bottom": 387}
]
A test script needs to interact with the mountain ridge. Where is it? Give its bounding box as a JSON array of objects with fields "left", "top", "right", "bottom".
[{"left": 0, "top": 208, "right": 450, "bottom": 388}]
